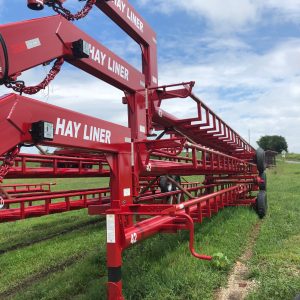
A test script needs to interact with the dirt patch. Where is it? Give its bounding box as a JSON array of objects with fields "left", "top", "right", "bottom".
[{"left": 215, "top": 222, "right": 261, "bottom": 300}]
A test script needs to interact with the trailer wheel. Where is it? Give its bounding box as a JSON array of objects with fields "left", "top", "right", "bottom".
[
  {"left": 256, "top": 147, "right": 266, "bottom": 174},
  {"left": 259, "top": 172, "right": 267, "bottom": 191},
  {"left": 159, "top": 176, "right": 173, "bottom": 193},
  {"left": 294, "top": 294, "right": 300, "bottom": 300},
  {"left": 256, "top": 191, "right": 267, "bottom": 219},
  {"left": 159, "top": 176, "right": 181, "bottom": 192},
  {"left": 0, "top": 196, "right": 8, "bottom": 210},
  {"left": 172, "top": 175, "right": 181, "bottom": 189},
  {"left": 0, "top": 196, "right": 4, "bottom": 209}
]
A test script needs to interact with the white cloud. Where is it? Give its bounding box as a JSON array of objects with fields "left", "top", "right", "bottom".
[
  {"left": 140, "top": 0, "right": 259, "bottom": 30},
  {"left": 1, "top": 1, "right": 300, "bottom": 154},
  {"left": 139, "top": 0, "right": 300, "bottom": 31},
  {"left": 1, "top": 36, "right": 299, "bottom": 152},
  {"left": 263, "top": 0, "right": 300, "bottom": 15},
  {"left": 0, "top": 65, "right": 127, "bottom": 127},
  {"left": 157, "top": 37, "right": 300, "bottom": 152}
]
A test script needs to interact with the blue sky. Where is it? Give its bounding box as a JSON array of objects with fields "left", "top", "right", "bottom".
[{"left": 1, "top": 0, "right": 300, "bottom": 152}]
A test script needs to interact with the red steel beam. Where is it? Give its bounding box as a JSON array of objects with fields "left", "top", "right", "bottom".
[
  {"left": 96, "top": 0, "right": 158, "bottom": 87},
  {"left": 0, "top": 93, "right": 131, "bottom": 156},
  {"left": 0, "top": 15, "right": 145, "bottom": 92}
]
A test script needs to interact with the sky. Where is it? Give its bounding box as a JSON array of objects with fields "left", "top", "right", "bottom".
[{"left": 0, "top": 0, "right": 300, "bottom": 152}]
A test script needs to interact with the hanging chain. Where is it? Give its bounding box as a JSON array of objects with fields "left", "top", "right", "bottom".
[
  {"left": 2, "top": 0, "right": 96, "bottom": 94},
  {"left": 4, "top": 57, "right": 64, "bottom": 95},
  {"left": 46, "top": 0, "right": 97, "bottom": 21},
  {"left": 0, "top": 145, "right": 21, "bottom": 183}
]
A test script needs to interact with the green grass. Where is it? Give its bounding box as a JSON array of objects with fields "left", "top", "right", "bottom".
[
  {"left": 0, "top": 162, "right": 299, "bottom": 299},
  {"left": 285, "top": 152, "right": 300, "bottom": 161},
  {"left": 247, "top": 162, "right": 300, "bottom": 300}
]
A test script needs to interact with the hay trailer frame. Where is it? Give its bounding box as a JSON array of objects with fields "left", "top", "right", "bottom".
[{"left": 0, "top": 1, "right": 267, "bottom": 299}]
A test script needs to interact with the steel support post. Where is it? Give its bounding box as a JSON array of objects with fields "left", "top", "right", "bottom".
[{"left": 106, "top": 150, "right": 132, "bottom": 300}]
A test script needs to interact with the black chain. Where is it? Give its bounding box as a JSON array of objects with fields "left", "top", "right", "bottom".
[
  {"left": 0, "top": 146, "right": 21, "bottom": 183},
  {"left": 4, "top": 58, "right": 64, "bottom": 95},
  {"left": 46, "top": 0, "right": 97, "bottom": 21}
]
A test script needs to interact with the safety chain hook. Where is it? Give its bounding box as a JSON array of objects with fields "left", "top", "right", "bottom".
[
  {"left": 4, "top": 58, "right": 64, "bottom": 95},
  {"left": 0, "top": 145, "right": 21, "bottom": 183},
  {"left": 46, "top": 0, "right": 97, "bottom": 21}
]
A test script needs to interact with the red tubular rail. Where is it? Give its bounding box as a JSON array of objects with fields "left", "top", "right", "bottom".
[
  {"left": 1, "top": 182, "right": 56, "bottom": 194},
  {"left": 0, "top": 153, "right": 109, "bottom": 179},
  {"left": 0, "top": 187, "right": 110, "bottom": 222}
]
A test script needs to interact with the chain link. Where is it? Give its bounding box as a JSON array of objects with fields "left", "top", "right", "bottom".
[
  {"left": 4, "top": 58, "right": 64, "bottom": 95},
  {"left": 47, "top": 0, "right": 97, "bottom": 21},
  {"left": 0, "top": 146, "right": 21, "bottom": 183}
]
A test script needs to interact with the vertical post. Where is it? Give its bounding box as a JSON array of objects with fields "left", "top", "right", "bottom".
[
  {"left": 106, "top": 148, "right": 133, "bottom": 300},
  {"left": 107, "top": 214, "right": 124, "bottom": 300}
]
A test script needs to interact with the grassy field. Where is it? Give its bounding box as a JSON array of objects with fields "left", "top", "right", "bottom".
[
  {"left": 247, "top": 162, "right": 300, "bottom": 300},
  {"left": 285, "top": 153, "right": 300, "bottom": 161},
  {"left": 0, "top": 162, "right": 299, "bottom": 299}
]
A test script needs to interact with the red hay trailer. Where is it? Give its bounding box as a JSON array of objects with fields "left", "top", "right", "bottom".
[{"left": 0, "top": 1, "right": 267, "bottom": 299}]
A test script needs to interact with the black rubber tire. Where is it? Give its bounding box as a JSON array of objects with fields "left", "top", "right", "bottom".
[
  {"left": 259, "top": 172, "right": 267, "bottom": 191},
  {"left": 294, "top": 294, "right": 300, "bottom": 300},
  {"left": 256, "top": 148, "right": 266, "bottom": 174},
  {"left": 0, "top": 196, "right": 7, "bottom": 210},
  {"left": 256, "top": 191, "right": 267, "bottom": 219},
  {"left": 159, "top": 175, "right": 181, "bottom": 192},
  {"left": 159, "top": 176, "right": 173, "bottom": 193},
  {"left": 172, "top": 175, "right": 181, "bottom": 189}
]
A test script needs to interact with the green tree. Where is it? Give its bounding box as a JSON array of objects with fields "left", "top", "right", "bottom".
[{"left": 257, "top": 135, "right": 288, "bottom": 153}]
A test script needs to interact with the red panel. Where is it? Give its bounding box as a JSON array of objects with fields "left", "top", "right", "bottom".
[
  {"left": 0, "top": 15, "right": 145, "bottom": 92},
  {"left": 0, "top": 93, "right": 131, "bottom": 155},
  {"left": 96, "top": 0, "right": 158, "bottom": 87}
]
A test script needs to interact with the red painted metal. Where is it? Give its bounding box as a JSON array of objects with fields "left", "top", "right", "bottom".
[
  {"left": 0, "top": 153, "right": 109, "bottom": 178},
  {"left": 149, "top": 82, "right": 254, "bottom": 158},
  {"left": 0, "top": 93, "right": 131, "bottom": 155},
  {"left": 0, "top": 187, "right": 110, "bottom": 222},
  {"left": 1, "top": 182, "right": 56, "bottom": 194},
  {"left": 0, "top": 2, "right": 262, "bottom": 299},
  {"left": 0, "top": 15, "right": 145, "bottom": 92}
]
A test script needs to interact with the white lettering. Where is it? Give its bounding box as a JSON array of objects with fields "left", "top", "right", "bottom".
[
  {"left": 55, "top": 118, "right": 65, "bottom": 136},
  {"left": 113, "top": 0, "right": 144, "bottom": 32},
  {"left": 73, "top": 122, "right": 81, "bottom": 138},
  {"left": 114, "top": 0, "right": 126, "bottom": 13},
  {"left": 100, "top": 129, "right": 105, "bottom": 143},
  {"left": 100, "top": 52, "right": 106, "bottom": 66},
  {"left": 126, "top": 8, "right": 144, "bottom": 32},
  {"left": 90, "top": 45, "right": 106, "bottom": 66},
  {"left": 83, "top": 125, "right": 89, "bottom": 140},
  {"left": 90, "top": 45, "right": 95, "bottom": 60},
  {"left": 121, "top": 1, "right": 126, "bottom": 13},
  {"left": 89, "top": 126, "right": 93, "bottom": 140},
  {"left": 105, "top": 130, "right": 111, "bottom": 144},
  {"left": 57, "top": 120, "right": 111, "bottom": 144},
  {"left": 93, "top": 127, "right": 100, "bottom": 142},
  {"left": 64, "top": 121, "right": 73, "bottom": 137},
  {"left": 94, "top": 49, "right": 101, "bottom": 64},
  {"left": 107, "top": 57, "right": 129, "bottom": 81},
  {"left": 89, "top": 44, "right": 129, "bottom": 80}
]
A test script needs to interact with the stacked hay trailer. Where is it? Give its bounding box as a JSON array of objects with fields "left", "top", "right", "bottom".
[{"left": 0, "top": 1, "right": 267, "bottom": 299}]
